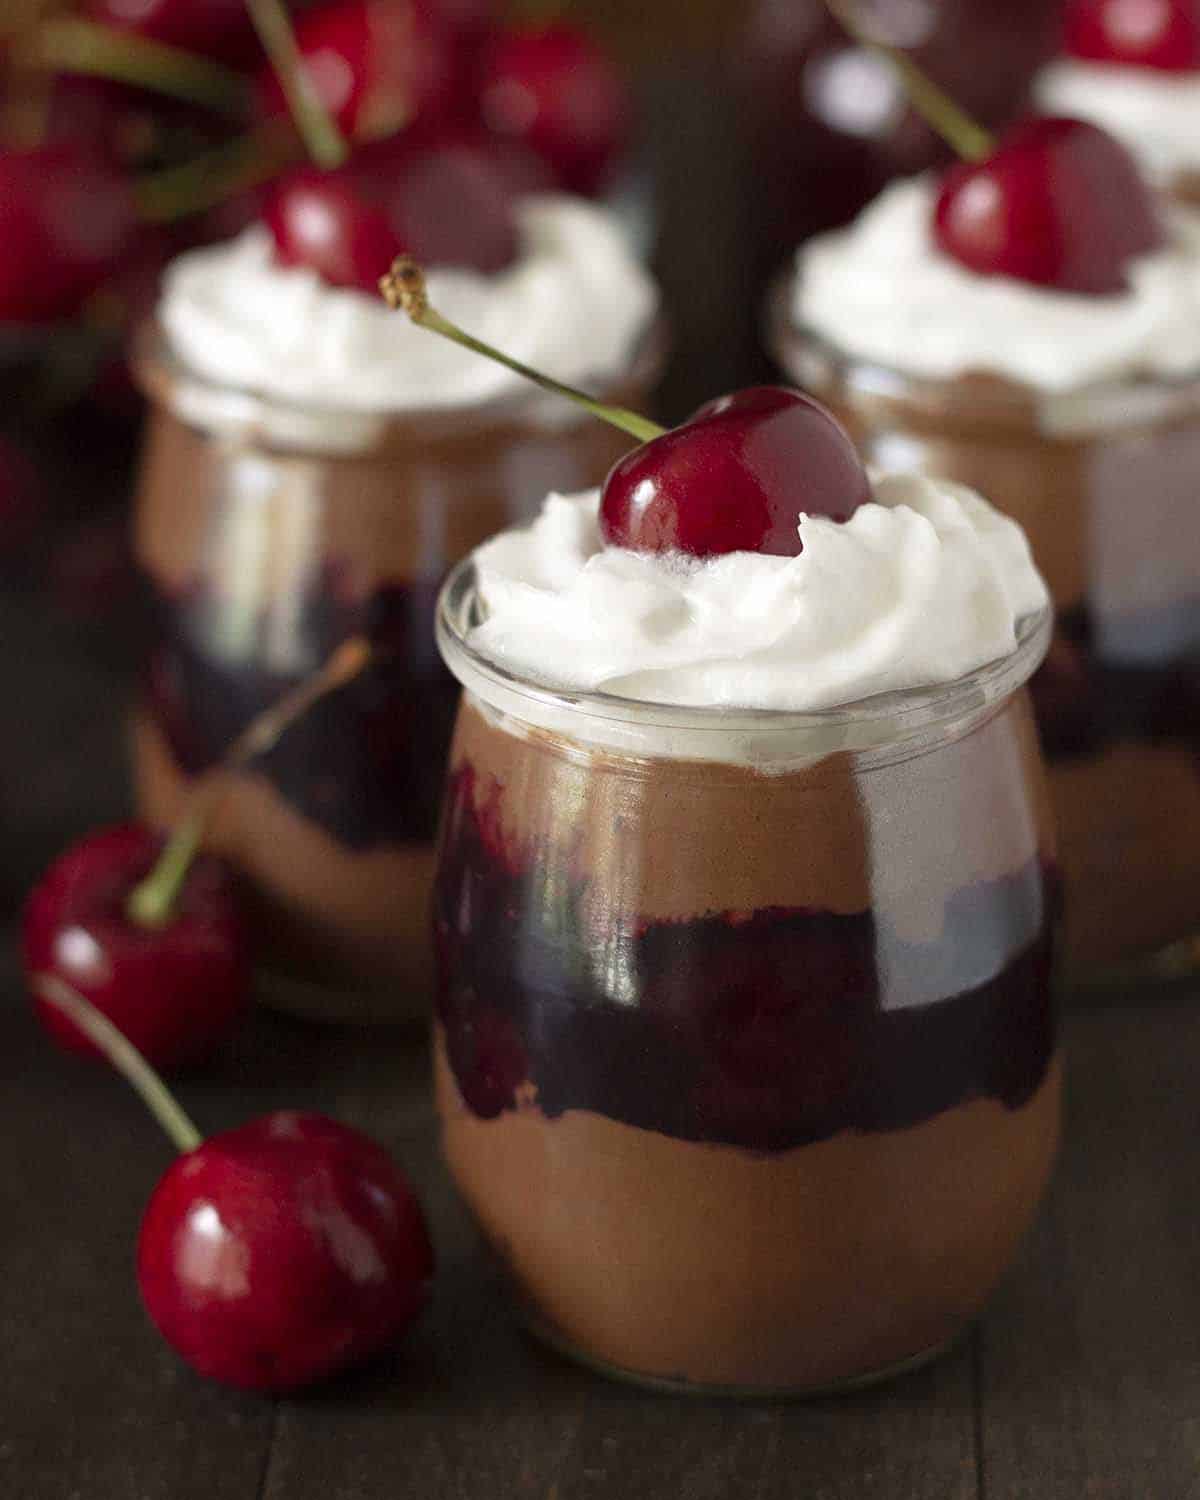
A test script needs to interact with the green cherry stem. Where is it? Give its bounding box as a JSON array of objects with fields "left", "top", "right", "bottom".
[
  {"left": 137, "top": 118, "right": 300, "bottom": 223},
  {"left": 34, "top": 975, "right": 203, "bottom": 1154},
  {"left": 24, "top": 17, "right": 250, "bottom": 119},
  {"left": 379, "top": 257, "right": 665, "bottom": 445},
  {"left": 823, "top": 0, "right": 993, "bottom": 162},
  {"left": 125, "top": 636, "right": 374, "bottom": 929},
  {"left": 243, "top": 0, "right": 349, "bottom": 170}
]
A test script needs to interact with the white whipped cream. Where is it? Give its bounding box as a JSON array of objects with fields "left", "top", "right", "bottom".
[
  {"left": 1037, "top": 59, "right": 1200, "bottom": 183},
  {"left": 794, "top": 175, "right": 1200, "bottom": 394},
  {"left": 159, "top": 195, "right": 658, "bottom": 413},
  {"left": 464, "top": 477, "right": 1047, "bottom": 715}
]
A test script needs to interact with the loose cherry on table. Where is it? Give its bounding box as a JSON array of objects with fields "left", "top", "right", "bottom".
[
  {"left": 380, "top": 260, "right": 873, "bottom": 559},
  {"left": 24, "top": 823, "right": 251, "bottom": 1071},
  {"left": 24, "top": 638, "right": 373, "bottom": 1070},
  {"left": 265, "top": 142, "right": 518, "bottom": 292},
  {"left": 0, "top": 145, "right": 138, "bottom": 324},
  {"left": 38, "top": 981, "right": 434, "bottom": 1392},
  {"left": 477, "top": 22, "right": 631, "bottom": 195},
  {"left": 933, "top": 115, "right": 1165, "bottom": 294},
  {"left": 1062, "top": 0, "right": 1200, "bottom": 71},
  {"left": 255, "top": 0, "right": 456, "bottom": 145}
]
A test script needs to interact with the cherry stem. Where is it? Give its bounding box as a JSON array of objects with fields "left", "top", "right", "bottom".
[
  {"left": 22, "top": 17, "right": 250, "bottom": 120},
  {"left": 137, "top": 119, "right": 300, "bottom": 223},
  {"left": 126, "top": 636, "right": 374, "bottom": 929},
  {"left": 243, "top": 0, "right": 349, "bottom": 170},
  {"left": 379, "top": 258, "right": 665, "bottom": 444},
  {"left": 823, "top": 0, "right": 993, "bottom": 162},
  {"left": 34, "top": 974, "right": 203, "bottom": 1155}
]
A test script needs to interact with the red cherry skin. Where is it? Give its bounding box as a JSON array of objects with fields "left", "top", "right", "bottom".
[
  {"left": 137, "top": 1111, "right": 434, "bottom": 1392},
  {"left": 265, "top": 145, "right": 518, "bottom": 290},
  {"left": 0, "top": 146, "right": 138, "bottom": 324},
  {"left": 255, "top": 0, "right": 455, "bottom": 143},
  {"left": 478, "top": 23, "right": 630, "bottom": 195},
  {"left": 600, "top": 387, "right": 871, "bottom": 559},
  {"left": 23, "top": 824, "right": 251, "bottom": 1071},
  {"left": 933, "top": 116, "right": 1165, "bottom": 295},
  {"left": 1062, "top": 0, "right": 1200, "bottom": 72},
  {"left": 84, "top": 0, "right": 257, "bottom": 63},
  {"left": 265, "top": 168, "right": 403, "bottom": 292}
]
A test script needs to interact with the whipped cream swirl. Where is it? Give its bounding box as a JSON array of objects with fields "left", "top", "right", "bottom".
[
  {"left": 1037, "top": 59, "right": 1200, "bottom": 183},
  {"left": 160, "top": 195, "right": 658, "bottom": 412},
  {"left": 794, "top": 175, "right": 1200, "bottom": 393},
  {"left": 466, "top": 477, "right": 1048, "bottom": 713}
]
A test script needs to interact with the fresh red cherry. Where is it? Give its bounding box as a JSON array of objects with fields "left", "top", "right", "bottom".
[
  {"left": 0, "top": 146, "right": 138, "bottom": 324},
  {"left": 23, "top": 824, "right": 251, "bottom": 1071},
  {"left": 477, "top": 22, "right": 630, "bottom": 195},
  {"left": 599, "top": 387, "right": 871, "bottom": 559},
  {"left": 255, "top": 0, "right": 455, "bottom": 144},
  {"left": 266, "top": 145, "right": 518, "bottom": 291},
  {"left": 266, "top": 168, "right": 403, "bottom": 292},
  {"left": 137, "top": 1110, "right": 434, "bottom": 1391},
  {"left": 84, "top": 0, "right": 258, "bottom": 63},
  {"left": 1063, "top": 0, "right": 1200, "bottom": 72},
  {"left": 933, "top": 116, "right": 1165, "bottom": 295}
]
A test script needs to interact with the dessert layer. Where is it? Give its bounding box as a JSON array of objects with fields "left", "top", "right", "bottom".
[
  {"left": 434, "top": 712, "right": 1059, "bottom": 1153},
  {"left": 143, "top": 575, "right": 455, "bottom": 847},
  {"left": 1037, "top": 60, "right": 1200, "bottom": 184},
  {"left": 465, "top": 480, "right": 1047, "bottom": 716},
  {"left": 160, "top": 196, "right": 658, "bottom": 412},
  {"left": 794, "top": 176, "right": 1200, "bottom": 393},
  {"left": 438, "top": 1039, "right": 1062, "bottom": 1390}
]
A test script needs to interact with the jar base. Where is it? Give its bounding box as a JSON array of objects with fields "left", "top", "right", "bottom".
[{"left": 521, "top": 1311, "right": 964, "bottom": 1401}]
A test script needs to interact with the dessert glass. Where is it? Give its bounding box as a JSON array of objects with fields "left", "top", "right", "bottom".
[
  {"left": 772, "top": 300, "right": 1200, "bottom": 976},
  {"left": 131, "top": 319, "right": 666, "bottom": 1022},
  {"left": 432, "top": 560, "right": 1060, "bottom": 1395}
]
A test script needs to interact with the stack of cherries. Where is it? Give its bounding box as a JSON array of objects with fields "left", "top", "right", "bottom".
[{"left": 0, "top": 0, "right": 635, "bottom": 329}]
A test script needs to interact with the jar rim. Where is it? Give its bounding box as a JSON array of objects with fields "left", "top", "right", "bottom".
[
  {"left": 436, "top": 554, "right": 1053, "bottom": 755},
  {"left": 765, "top": 273, "right": 1200, "bottom": 439}
]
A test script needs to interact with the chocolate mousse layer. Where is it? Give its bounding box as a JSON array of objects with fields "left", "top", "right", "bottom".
[
  {"left": 132, "top": 325, "right": 666, "bottom": 1019},
  {"left": 434, "top": 694, "right": 1060, "bottom": 1389},
  {"left": 775, "top": 311, "right": 1200, "bottom": 973}
]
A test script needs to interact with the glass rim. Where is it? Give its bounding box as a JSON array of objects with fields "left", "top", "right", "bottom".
[
  {"left": 764, "top": 272, "right": 1200, "bottom": 434},
  {"left": 436, "top": 553, "right": 1054, "bottom": 745}
]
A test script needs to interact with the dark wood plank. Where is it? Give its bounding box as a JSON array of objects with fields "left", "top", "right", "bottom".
[
  {"left": 261, "top": 1081, "right": 979, "bottom": 1500},
  {"left": 980, "top": 1001, "right": 1200, "bottom": 1498}
]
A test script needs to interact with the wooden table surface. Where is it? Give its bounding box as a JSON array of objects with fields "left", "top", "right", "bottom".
[{"left": 2, "top": 565, "right": 1199, "bottom": 1500}]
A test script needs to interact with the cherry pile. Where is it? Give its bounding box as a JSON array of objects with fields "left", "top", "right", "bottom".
[{"left": 0, "top": 0, "right": 633, "bottom": 328}]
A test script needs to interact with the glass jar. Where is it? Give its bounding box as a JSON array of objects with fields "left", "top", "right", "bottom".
[
  {"left": 771, "top": 295, "right": 1200, "bottom": 977},
  {"left": 130, "top": 320, "right": 667, "bottom": 1022},
  {"left": 432, "top": 561, "right": 1060, "bottom": 1396}
]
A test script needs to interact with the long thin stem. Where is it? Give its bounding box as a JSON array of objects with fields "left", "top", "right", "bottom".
[
  {"left": 243, "top": 0, "right": 348, "bottom": 169},
  {"left": 380, "top": 258, "right": 666, "bottom": 444},
  {"left": 124, "top": 637, "right": 374, "bottom": 928},
  {"left": 24, "top": 17, "right": 250, "bottom": 119},
  {"left": 34, "top": 975, "right": 203, "bottom": 1154},
  {"left": 823, "top": 0, "right": 993, "bottom": 162}
]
